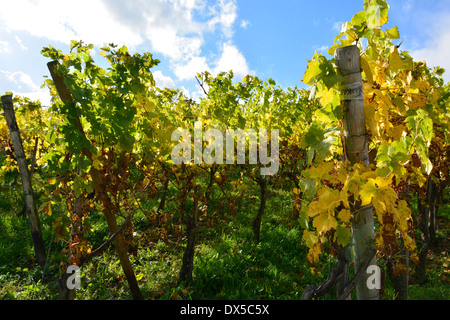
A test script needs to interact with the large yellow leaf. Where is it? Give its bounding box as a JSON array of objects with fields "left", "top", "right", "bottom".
[
  {"left": 338, "top": 208, "right": 351, "bottom": 223},
  {"left": 364, "top": 101, "right": 379, "bottom": 139},
  {"left": 305, "top": 162, "right": 334, "bottom": 180},
  {"left": 359, "top": 179, "right": 378, "bottom": 206},
  {"left": 403, "top": 234, "right": 416, "bottom": 252},
  {"left": 306, "top": 244, "right": 322, "bottom": 264},
  {"left": 313, "top": 211, "right": 338, "bottom": 234},
  {"left": 303, "top": 230, "right": 319, "bottom": 249},
  {"left": 144, "top": 100, "right": 156, "bottom": 113},
  {"left": 394, "top": 200, "right": 412, "bottom": 233},
  {"left": 303, "top": 59, "right": 321, "bottom": 85},
  {"left": 374, "top": 176, "right": 393, "bottom": 189},
  {"left": 47, "top": 202, "right": 52, "bottom": 217},
  {"left": 387, "top": 124, "right": 406, "bottom": 142},
  {"left": 333, "top": 225, "right": 352, "bottom": 247},
  {"left": 318, "top": 86, "right": 338, "bottom": 106},
  {"left": 359, "top": 176, "right": 395, "bottom": 207},
  {"left": 342, "top": 165, "right": 375, "bottom": 200},
  {"left": 388, "top": 47, "right": 404, "bottom": 74},
  {"left": 91, "top": 153, "right": 102, "bottom": 170},
  {"left": 360, "top": 56, "right": 373, "bottom": 84},
  {"left": 307, "top": 187, "right": 342, "bottom": 218}
]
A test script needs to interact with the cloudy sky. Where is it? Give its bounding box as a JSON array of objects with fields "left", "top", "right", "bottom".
[{"left": 0, "top": 0, "right": 449, "bottom": 106}]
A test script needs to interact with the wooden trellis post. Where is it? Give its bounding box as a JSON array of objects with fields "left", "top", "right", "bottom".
[
  {"left": 335, "top": 45, "right": 379, "bottom": 300},
  {"left": 1, "top": 94, "right": 46, "bottom": 266}
]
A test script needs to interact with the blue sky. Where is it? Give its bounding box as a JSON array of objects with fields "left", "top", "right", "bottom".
[{"left": 0, "top": 0, "right": 449, "bottom": 106}]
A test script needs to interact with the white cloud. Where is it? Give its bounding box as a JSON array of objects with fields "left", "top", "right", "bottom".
[
  {"left": 208, "top": 0, "right": 237, "bottom": 38},
  {"left": 173, "top": 56, "right": 209, "bottom": 81},
  {"left": 147, "top": 26, "right": 203, "bottom": 62},
  {"left": 313, "top": 45, "right": 329, "bottom": 52},
  {"left": 213, "top": 42, "right": 252, "bottom": 79},
  {"left": 0, "top": 0, "right": 251, "bottom": 97},
  {"left": 0, "top": 69, "right": 51, "bottom": 105},
  {"left": 240, "top": 20, "right": 250, "bottom": 29},
  {"left": 14, "top": 36, "right": 27, "bottom": 50},
  {"left": 409, "top": 12, "right": 450, "bottom": 83},
  {"left": 0, "top": 40, "right": 11, "bottom": 53},
  {"left": 410, "top": 34, "right": 450, "bottom": 83},
  {"left": 0, "top": 0, "right": 142, "bottom": 48},
  {"left": 100, "top": 0, "right": 243, "bottom": 82},
  {"left": 153, "top": 70, "right": 176, "bottom": 89},
  {"left": 0, "top": 70, "right": 39, "bottom": 91},
  {"left": 402, "top": 0, "right": 415, "bottom": 12},
  {"left": 332, "top": 21, "right": 344, "bottom": 33},
  {"left": 16, "top": 89, "right": 52, "bottom": 106}
]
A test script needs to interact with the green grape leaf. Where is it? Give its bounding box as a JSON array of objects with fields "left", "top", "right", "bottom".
[
  {"left": 334, "top": 225, "right": 352, "bottom": 247},
  {"left": 386, "top": 26, "right": 400, "bottom": 39}
]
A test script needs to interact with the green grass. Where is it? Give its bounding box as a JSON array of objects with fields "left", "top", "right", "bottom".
[
  {"left": 0, "top": 205, "right": 62, "bottom": 300},
  {"left": 0, "top": 183, "right": 448, "bottom": 300},
  {"left": 408, "top": 284, "right": 450, "bottom": 300}
]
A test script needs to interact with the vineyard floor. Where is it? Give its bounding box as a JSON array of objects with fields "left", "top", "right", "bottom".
[{"left": 0, "top": 183, "right": 449, "bottom": 300}]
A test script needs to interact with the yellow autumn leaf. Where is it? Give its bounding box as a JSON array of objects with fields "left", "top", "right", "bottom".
[
  {"left": 342, "top": 165, "right": 375, "bottom": 200},
  {"left": 364, "top": 101, "right": 379, "bottom": 139},
  {"left": 415, "top": 79, "right": 430, "bottom": 92},
  {"left": 144, "top": 100, "right": 156, "bottom": 113},
  {"left": 47, "top": 202, "right": 52, "bottom": 217},
  {"left": 136, "top": 273, "right": 144, "bottom": 281},
  {"left": 313, "top": 211, "right": 338, "bottom": 234},
  {"left": 306, "top": 244, "right": 322, "bottom": 264},
  {"left": 394, "top": 200, "right": 412, "bottom": 233},
  {"left": 386, "top": 26, "right": 400, "bottom": 39},
  {"left": 410, "top": 252, "right": 419, "bottom": 264},
  {"left": 333, "top": 225, "right": 352, "bottom": 247},
  {"left": 374, "top": 189, "right": 398, "bottom": 216},
  {"left": 403, "top": 234, "right": 416, "bottom": 252},
  {"left": 374, "top": 63, "right": 387, "bottom": 84},
  {"left": 410, "top": 166, "right": 427, "bottom": 187},
  {"left": 338, "top": 208, "right": 351, "bottom": 223},
  {"left": 335, "top": 163, "right": 349, "bottom": 184},
  {"left": 302, "top": 59, "right": 321, "bottom": 85},
  {"left": 359, "top": 179, "right": 378, "bottom": 206},
  {"left": 387, "top": 124, "right": 406, "bottom": 141},
  {"left": 303, "top": 230, "right": 319, "bottom": 249},
  {"left": 375, "top": 235, "right": 384, "bottom": 249},
  {"left": 340, "top": 190, "right": 350, "bottom": 209},
  {"left": 91, "top": 155, "right": 101, "bottom": 170},
  {"left": 372, "top": 197, "right": 387, "bottom": 215},
  {"left": 388, "top": 47, "right": 404, "bottom": 74},
  {"left": 305, "top": 161, "right": 334, "bottom": 180},
  {"left": 360, "top": 56, "right": 373, "bottom": 84},
  {"left": 317, "top": 85, "right": 338, "bottom": 106},
  {"left": 307, "top": 187, "right": 341, "bottom": 218},
  {"left": 374, "top": 176, "right": 393, "bottom": 189}
]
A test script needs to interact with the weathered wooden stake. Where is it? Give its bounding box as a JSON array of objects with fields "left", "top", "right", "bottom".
[
  {"left": 335, "top": 45, "right": 379, "bottom": 300},
  {"left": 1, "top": 94, "right": 46, "bottom": 266}
]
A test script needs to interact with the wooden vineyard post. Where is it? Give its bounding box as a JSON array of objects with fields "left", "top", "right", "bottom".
[
  {"left": 47, "top": 61, "right": 142, "bottom": 300},
  {"left": 1, "top": 94, "right": 46, "bottom": 266},
  {"left": 335, "top": 45, "right": 379, "bottom": 300}
]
